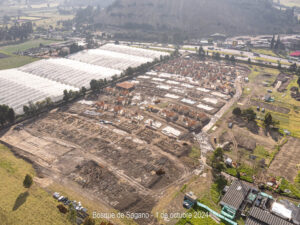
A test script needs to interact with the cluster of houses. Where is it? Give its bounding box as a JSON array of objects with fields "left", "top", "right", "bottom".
[{"left": 220, "top": 180, "right": 300, "bottom": 225}]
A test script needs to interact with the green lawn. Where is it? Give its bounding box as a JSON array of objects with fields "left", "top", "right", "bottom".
[
  {"left": 247, "top": 66, "right": 279, "bottom": 82},
  {"left": 226, "top": 165, "right": 254, "bottom": 183},
  {"left": 0, "top": 52, "right": 39, "bottom": 70},
  {"left": 0, "top": 39, "right": 58, "bottom": 70},
  {"left": 251, "top": 48, "right": 278, "bottom": 57},
  {"left": 0, "top": 144, "right": 71, "bottom": 225},
  {"left": 0, "top": 39, "right": 57, "bottom": 54}
]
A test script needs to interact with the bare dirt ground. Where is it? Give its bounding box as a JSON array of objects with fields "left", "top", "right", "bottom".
[
  {"left": 268, "top": 137, "right": 300, "bottom": 182},
  {"left": 0, "top": 57, "right": 250, "bottom": 224},
  {"left": 0, "top": 107, "right": 192, "bottom": 225}
]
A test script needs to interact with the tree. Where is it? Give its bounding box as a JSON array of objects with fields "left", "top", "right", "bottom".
[
  {"left": 211, "top": 147, "right": 225, "bottom": 172},
  {"left": 270, "top": 34, "right": 275, "bottom": 49},
  {"left": 0, "top": 105, "right": 9, "bottom": 125},
  {"left": 23, "top": 174, "right": 33, "bottom": 188},
  {"left": 233, "top": 107, "right": 242, "bottom": 117},
  {"left": 297, "top": 77, "right": 300, "bottom": 87},
  {"left": 7, "top": 108, "right": 15, "bottom": 123},
  {"left": 90, "top": 79, "right": 99, "bottom": 93},
  {"left": 289, "top": 63, "right": 297, "bottom": 72},
  {"left": 278, "top": 61, "right": 282, "bottom": 69},
  {"left": 248, "top": 58, "right": 251, "bottom": 64},
  {"left": 215, "top": 52, "right": 221, "bottom": 60},
  {"left": 63, "top": 90, "right": 70, "bottom": 102},
  {"left": 45, "top": 97, "right": 53, "bottom": 109},
  {"left": 83, "top": 217, "right": 96, "bottom": 225},
  {"left": 230, "top": 55, "right": 235, "bottom": 62},
  {"left": 80, "top": 87, "right": 87, "bottom": 96},
  {"left": 242, "top": 108, "right": 256, "bottom": 122},
  {"left": 263, "top": 112, "right": 278, "bottom": 128},
  {"left": 225, "top": 55, "right": 230, "bottom": 61},
  {"left": 0, "top": 104, "right": 14, "bottom": 125},
  {"left": 198, "top": 46, "right": 205, "bottom": 59},
  {"left": 23, "top": 105, "right": 30, "bottom": 116},
  {"left": 69, "top": 43, "right": 83, "bottom": 54},
  {"left": 126, "top": 67, "right": 134, "bottom": 76}
]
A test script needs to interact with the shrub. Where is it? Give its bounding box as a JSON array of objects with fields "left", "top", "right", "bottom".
[
  {"left": 57, "top": 204, "right": 68, "bottom": 214},
  {"left": 23, "top": 174, "right": 33, "bottom": 188}
]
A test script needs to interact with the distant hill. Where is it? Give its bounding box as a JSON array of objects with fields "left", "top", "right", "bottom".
[{"left": 95, "top": 0, "right": 299, "bottom": 39}]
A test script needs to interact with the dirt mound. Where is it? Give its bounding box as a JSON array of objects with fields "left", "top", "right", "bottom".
[{"left": 235, "top": 134, "right": 256, "bottom": 151}]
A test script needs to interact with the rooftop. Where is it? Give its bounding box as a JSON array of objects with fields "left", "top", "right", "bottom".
[
  {"left": 246, "top": 207, "right": 293, "bottom": 225},
  {"left": 290, "top": 51, "right": 300, "bottom": 57},
  {"left": 116, "top": 81, "right": 135, "bottom": 90},
  {"left": 220, "top": 180, "right": 251, "bottom": 211}
]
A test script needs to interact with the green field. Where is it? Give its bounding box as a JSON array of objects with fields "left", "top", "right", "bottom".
[
  {"left": 0, "top": 39, "right": 58, "bottom": 70},
  {"left": 0, "top": 52, "right": 38, "bottom": 70},
  {"left": 251, "top": 48, "right": 278, "bottom": 58},
  {"left": 246, "top": 66, "right": 300, "bottom": 138},
  {"left": 0, "top": 144, "right": 72, "bottom": 225},
  {"left": 0, "top": 39, "right": 57, "bottom": 54},
  {"left": 247, "top": 66, "right": 279, "bottom": 82},
  {"left": 262, "top": 77, "right": 300, "bottom": 138}
]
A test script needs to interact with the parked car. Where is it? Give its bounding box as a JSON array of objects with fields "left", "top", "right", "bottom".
[{"left": 53, "top": 192, "right": 60, "bottom": 199}]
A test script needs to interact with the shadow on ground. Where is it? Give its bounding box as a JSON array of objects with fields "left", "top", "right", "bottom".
[{"left": 12, "top": 191, "right": 29, "bottom": 211}]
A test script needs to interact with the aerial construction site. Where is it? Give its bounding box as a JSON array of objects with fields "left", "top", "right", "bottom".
[{"left": 0, "top": 53, "right": 249, "bottom": 224}]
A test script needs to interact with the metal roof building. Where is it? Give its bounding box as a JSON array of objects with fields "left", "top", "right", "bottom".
[
  {"left": 220, "top": 180, "right": 251, "bottom": 211},
  {"left": 246, "top": 207, "right": 293, "bottom": 225}
]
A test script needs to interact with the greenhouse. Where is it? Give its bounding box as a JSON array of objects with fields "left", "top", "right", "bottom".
[{"left": 0, "top": 44, "right": 168, "bottom": 114}]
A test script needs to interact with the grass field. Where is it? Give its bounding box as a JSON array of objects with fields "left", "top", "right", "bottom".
[
  {"left": 0, "top": 144, "right": 72, "bottom": 225},
  {"left": 247, "top": 65, "right": 279, "bottom": 82},
  {"left": 0, "top": 52, "right": 39, "bottom": 70},
  {"left": 0, "top": 39, "right": 57, "bottom": 54},
  {"left": 0, "top": 39, "right": 58, "bottom": 70},
  {"left": 246, "top": 66, "right": 300, "bottom": 138},
  {"left": 254, "top": 57, "right": 291, "bottom": 66},
  {"left": 251, "top": 48, "right": 278, "bottom": 58},
  {"left": 262, "top": 76, "right": 300, "bottom": 137},
  {"left": 31, "top": 11, "right": 74, "bottom": 29}
]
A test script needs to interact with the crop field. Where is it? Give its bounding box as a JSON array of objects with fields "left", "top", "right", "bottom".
[{"left": 0, "top": 144, "right": 71, "bottom": 225}]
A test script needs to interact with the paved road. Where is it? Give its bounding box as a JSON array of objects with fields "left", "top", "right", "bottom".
[{"left": 202, "top": 46, "right": 298, "bottom": 68}]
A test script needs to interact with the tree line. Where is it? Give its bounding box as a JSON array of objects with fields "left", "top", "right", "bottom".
[
  {"left": 0, "top": 105, "right": 15, "bottom": 126},
  {"left": 0, "top": 22, "right": 33, "bottom": 42}
]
